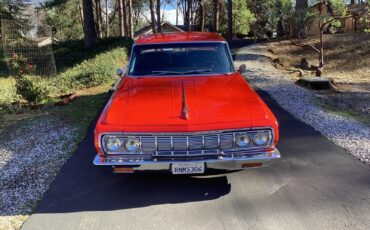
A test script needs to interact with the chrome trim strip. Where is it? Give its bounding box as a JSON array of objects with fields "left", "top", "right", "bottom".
[
  {"left": 186, "top": 136, "right": 189, "bottom": 155},
  {"left": 93, "top": 148, "right": 281, "bottom": 171}
]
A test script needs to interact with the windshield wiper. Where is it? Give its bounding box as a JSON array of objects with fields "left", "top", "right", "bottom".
[
  {"left": 151, "top": 70, "right": 183, "bottom": 75},
  {"left": 183, "top": 69, "right": 213, "bottom": 74},
  {"left": 151, "top": 69, "right": 213, "bottom": 76}
]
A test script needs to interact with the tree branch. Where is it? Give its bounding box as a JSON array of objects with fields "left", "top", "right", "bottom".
[
  {"left": 320, "top": 15, "right": 353, "bottom": 30},
  {"left": 290, "top": 39, "right": 321, "bottom": 54}
]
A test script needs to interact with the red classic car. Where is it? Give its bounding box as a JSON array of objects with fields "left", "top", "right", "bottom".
[{"left": 93, "top": 32, "right": 280, "bottom": 174}]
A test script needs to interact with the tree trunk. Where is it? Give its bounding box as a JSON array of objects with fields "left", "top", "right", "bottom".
[
  {"left": 176, "top": 1, "right": 179, "bottom": 26},
  {"left": 82, "top": 0, "right": 97, "bottom": 48},
  {"left": 276, "top": 0, "right": 284, "bottom": 37},
  {"left": 295, "top": 0, "right": 308, "bottom": 38},
  {"left": 118, "top": 0, "right": 125, "bottom": 37},
  {"left": 213, "top": 0, "right": 219, "bottom": 32},
  {"left": 190, "top": 0, "right": 194, "bottom": 31},
  {"left": 277, "top": 19, "right": 284, "bottom": 37},
  {"left": 105, "top": 0, "right": 109, "bottom": 37},
  {"left": 199, "top": 0, "right": 204, "bottom": 31},
  {"left": 316, "top": 30, "right": 324, "bottom": 76},
  {"left": 149, "top": 0, "right": 157, "bottom": 33},
  {"left": 316, "top": 4, "right": 324, "bottom": 77},
  {"left": 227, "top": 0, "right": 232, "bottom": 40},
  {"left": 156, "top": 0, "right": 161, "bottom": 32},
  {"left": 184, "top": 0, "right": 191, "bottom": 31},
  {"left": 122, "top": 0, "right": 128, "bottom": 37},
  {"left": 79, "top": 3, "right": 85, "bottom": 33},
  {"left": 128, "top": 0, "right": 133, "bottom": 38},
  {"left": 94, "top": 0, "right": 102, "bottom": 38}
]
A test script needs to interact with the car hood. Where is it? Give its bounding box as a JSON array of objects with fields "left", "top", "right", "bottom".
[{"left": 102, "top": 74, "right": 275, "bottom": 132}]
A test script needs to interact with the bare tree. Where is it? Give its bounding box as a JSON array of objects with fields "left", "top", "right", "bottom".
[
  {"left": 128, "top": 0, "right": 133, "bottom": 37},
  {"left": 227, "top": 0, "right": 232, "bottom": 40},
  {"left": 291, "top": 1, "right": 351, "bottom": 76},
  {"left": 149, "top": 0, "right": 157, "bottom": 33},
  {"left": 156, "top": 0, "right": 161, "bottom": 32},
  {"left": 123, "top": 0, "right": 128, "bottom": 36},
  {"left": 105, "top": 0, "right": 109, "bottom": 37},
  {"left": 82, "top": 0, "right": 97, "bottom": 48},
  {"left": 213, "top": 0, "right": 220, "bottom": 32},
  {"left": 199, "top": 0, "right": 205, "bottom": 31},
  {"left": 94, "top": 0, "right": 102, "bottom": 38},
  {"left": 118, "top": 0, "right": 125, "bottom": 37}
]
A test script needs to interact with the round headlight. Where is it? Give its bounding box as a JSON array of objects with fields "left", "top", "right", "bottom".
[
  {"left": 124, "top": 138, "right": 140, "bottom": 152},
  {"left": 236, "top": 134, "right": 250, "bottom": 147},
  {"left": 253, "top": 132, "right": 269, "bottom": 146},
  {"left": 106, "top": 138, "right": 122, "bottom": 151}
]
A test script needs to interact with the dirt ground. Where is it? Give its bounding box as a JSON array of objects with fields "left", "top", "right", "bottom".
[{"left": 264, "top": 33, "right": 370, "bottom": 126}]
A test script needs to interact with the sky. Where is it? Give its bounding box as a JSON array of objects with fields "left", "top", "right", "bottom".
[{"left": 31, "top": 0, "right": 182, "bottom": 25}]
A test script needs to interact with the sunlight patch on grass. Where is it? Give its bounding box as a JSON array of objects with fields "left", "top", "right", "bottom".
[{"left": 0, "top": 78, "right": 18, "bottom": 105}]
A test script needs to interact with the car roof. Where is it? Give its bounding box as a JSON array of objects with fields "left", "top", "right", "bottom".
[{"left": 135, "top": 32, "right": 225, "bottom": 45}]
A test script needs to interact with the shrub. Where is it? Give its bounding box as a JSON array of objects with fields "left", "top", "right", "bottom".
[
  {"left": 56, "top": 47, "right": 128, "bottom": 94},
  {"left": 15, "top": 76, "right": 52, "bottom": 103},
  {"left": 5, "top": 53, "right": 36, "bottom": 77},
  {"left": 3, "top": 38, "right": 132, "bottom": 103}
]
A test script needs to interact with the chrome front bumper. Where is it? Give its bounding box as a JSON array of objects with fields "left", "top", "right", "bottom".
[{"left": 93, "top": 148, "right": 280, "bottom": 172}]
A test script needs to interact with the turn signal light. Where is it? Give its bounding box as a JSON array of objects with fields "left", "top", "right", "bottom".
[{"left": 112, "top": 167, "right": 134, "bottom": 173}]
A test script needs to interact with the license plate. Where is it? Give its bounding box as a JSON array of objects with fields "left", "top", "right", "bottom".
[{"left": 171, "top": 162, "right": 205, "bottom": 174}]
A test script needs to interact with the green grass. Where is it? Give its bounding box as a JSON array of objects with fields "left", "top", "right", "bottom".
[
  {"left": 314, "top": 98, "right": 370, "bottom": 127},
  {"left": 53, "top": 84, "right": 111, "bottom": 140}
]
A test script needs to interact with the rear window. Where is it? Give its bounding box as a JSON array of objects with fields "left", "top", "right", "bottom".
[{"left": 128, "top": 42, "right": 234, "bottom": 76}]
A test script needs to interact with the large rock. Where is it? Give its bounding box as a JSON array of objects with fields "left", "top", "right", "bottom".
[
  {"left": 300, "top": 58, "right": 311, "bottom": 70},
  {"left": 272, "top": 58, "right": 288, "bottom": 70},
  {"left": 296, "top": 77, "right": 337, "bottom": 90}
]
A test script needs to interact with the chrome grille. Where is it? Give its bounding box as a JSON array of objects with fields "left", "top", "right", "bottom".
[{"left": 140, "top": 133, "right": 236, "bottom": 155}]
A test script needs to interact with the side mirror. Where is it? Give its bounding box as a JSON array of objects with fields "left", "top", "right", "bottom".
[
  {"left": 232, "top": 54, "right": 236, "bottom": 61},
  {"left": 238, "top": 64, "right": 246, "bottom": 74},
  {"left": 116, "top": 67, "right": 124, "bottom": 77}
]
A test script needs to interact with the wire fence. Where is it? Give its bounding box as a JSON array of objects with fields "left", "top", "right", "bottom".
[{"left": 1, "top": 19, "right": 57, "bottom": 77}]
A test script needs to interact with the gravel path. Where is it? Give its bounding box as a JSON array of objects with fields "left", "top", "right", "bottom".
[
  {"left": 0, "top": 117, "right": 77, "bottom": 229},
  {"left": 234, "top": 44, "right": 370, "bottom": 166}
]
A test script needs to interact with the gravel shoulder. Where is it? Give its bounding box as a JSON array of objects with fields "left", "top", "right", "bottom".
[
  {"left": 234, "top": 44, "right": 370, "bottom": 166},
  {"left": 0, "top": 117, "right": 78, "bottom": 229}
]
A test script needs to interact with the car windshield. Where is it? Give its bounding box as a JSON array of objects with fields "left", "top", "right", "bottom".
[{"left": 128, "top": 42, "right": 234, "bottom": 76}]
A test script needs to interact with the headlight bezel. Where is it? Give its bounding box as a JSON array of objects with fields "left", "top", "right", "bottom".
[{"left": 233, "top": 129, "right": 273, "bottom": 149}]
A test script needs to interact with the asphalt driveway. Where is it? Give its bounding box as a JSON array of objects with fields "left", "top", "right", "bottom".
[{"left": 22, "top": 90, "right": 370, "bottom": 230}]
